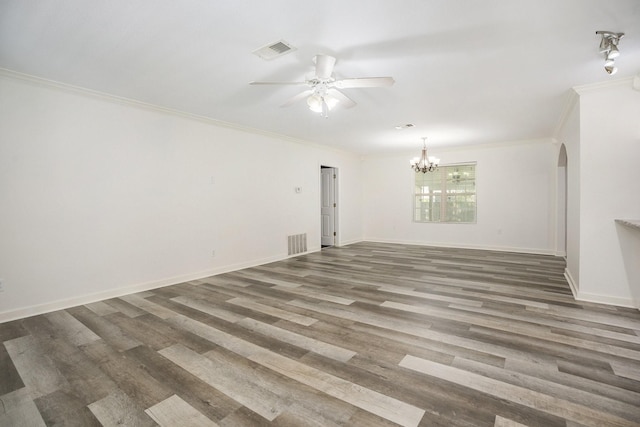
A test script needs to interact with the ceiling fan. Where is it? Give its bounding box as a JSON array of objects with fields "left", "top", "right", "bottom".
[{"left": 250, "top": 54, "right": 395, "bottom": 117}]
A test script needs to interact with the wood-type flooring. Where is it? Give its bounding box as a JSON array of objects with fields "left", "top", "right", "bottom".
[{"left": 1, "top": 242, "right": 640, "bottom": 426}]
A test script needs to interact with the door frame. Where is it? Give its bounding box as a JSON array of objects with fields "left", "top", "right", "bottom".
[{"left": 320, "top": 165, "right": 339, "bottom": 247}]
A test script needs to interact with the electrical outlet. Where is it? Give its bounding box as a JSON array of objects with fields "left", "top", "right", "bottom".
[
  {"left": 0, "top": 279, "right": 4, "bottom": 292},
  {"left": 211, "top": 250, "right": 216, "bottom": 257}
]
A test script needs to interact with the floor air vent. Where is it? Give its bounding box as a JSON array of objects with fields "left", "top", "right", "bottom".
[{"left": 288, "top": 233, "right": 307, "bottom": 256}]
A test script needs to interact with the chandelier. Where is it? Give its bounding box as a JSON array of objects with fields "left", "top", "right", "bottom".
[{"left": 410, "top": 137, "right": 440, "bottom": 173}]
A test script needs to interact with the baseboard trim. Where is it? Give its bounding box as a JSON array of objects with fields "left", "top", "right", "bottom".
[
  {"left": 564, "top": 268, "right": 578, "bottom": 299},
  {"left": 563, "top": 268, "right": 637, "bottom": 308},
  {"left": 362, "top": 238, "right": 556, "bottom": 256},
  {"left": 337, "top": 238, "right": 364, "bottom": 247},
  {"left": 574, "top": 291, "right": 637, "bottom": 309},
  {"left": 0, "top": 252, "right": 303, "bottom": 323}
]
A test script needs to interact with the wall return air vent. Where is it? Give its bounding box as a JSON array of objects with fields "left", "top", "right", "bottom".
[
  {"left": 252, "top": 40, "right": 296, "bottom": 60},
  {"left": 287, "top": 233, "right": 307, "bottom": 256}
]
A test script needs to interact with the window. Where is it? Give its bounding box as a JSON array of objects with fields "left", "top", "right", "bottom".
[{"left": 414, "top": 163, "right": 476, "bottom": 223}]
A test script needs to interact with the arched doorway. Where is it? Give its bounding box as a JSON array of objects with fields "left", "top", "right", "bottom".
[{"left": 557, "top": 144, "right": 568, "bottom": 256}]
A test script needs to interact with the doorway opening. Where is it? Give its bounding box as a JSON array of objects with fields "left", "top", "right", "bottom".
[
  {"left": 557, "top": 144, "right": 568, "bottom": 257},
  {"left": 320, "top": 166, "right": 338, "bottom": 248}
]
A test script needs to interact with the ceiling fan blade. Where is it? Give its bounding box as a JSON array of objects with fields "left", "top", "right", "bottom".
[
  {"left": 333, "top": 77, "right": 395, "bottom": 88},
  {"left": 250, "top": 81, "right": 308, "bottom": 85},
  {"left": 280, "top": 89, "right": 314, "bottom": 107},
  {"left": 328, "top": 89, "right": 356, "bottom": 109},
  {"left": 314, "top": 54, "right": 336, "bottom": 80}
]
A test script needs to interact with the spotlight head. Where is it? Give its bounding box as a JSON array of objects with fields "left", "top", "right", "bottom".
[
  {"left": 604, "top": 64, "right": 618, "bottom": 75},
  {"left": 606, "top": 44, "right": 620, "bottom": 59}
]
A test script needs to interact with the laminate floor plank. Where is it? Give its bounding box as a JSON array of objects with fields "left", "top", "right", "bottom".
[
  {"left": 400, "top": 354, "right": 637, "bottom": 427},
  {"left": 87, "top": 389, "right": 156, "bottom": 427},
  {"left": 66, "top": 305, "right": 141, "bottom": 352},
  {"left": 170, "top": 296, "right": 246, "bottom": 323},
  {"left": 101, "top": 297, "right": 147, "bottom": 318},
  {"left": 1, "top": 242, "right": 639, "bottom": 426},
  {"left": 80, "top": 340, "right": 174, "bottom": 410},
  {"left": 0, "top": 343, "right": 24, "bottom": 396},
  {"left": 0, "top": 388, "right": 47, "bottom": 427},
  {"left": 235, "top": 317, "right": 357, "bottom": 362},
  {"left": 34, "top": 389, "right": 102, "bottom": 427},
  {"left": 83, "top": 301, "right": 119, "bottom": 317},
  {"left": 125, "top": 344, "right": 242, "bottom": 422},
  {"left": 3, "top": 335, "right": 69, "bottom": 399},
  {"left": 0, "top": 319, "right": 29, "bottom": 343},
  {"left": 145, "top": 394, "right": 219, "bottom": 427},
  {"left": 158, "top": 343, "right": 289, "bottom": 421}
]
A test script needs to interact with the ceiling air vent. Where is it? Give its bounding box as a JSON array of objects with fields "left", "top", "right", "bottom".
[
  {"left": 395, "top": 123, "right": 415, "bottom": 130},
  {"left": 252, "top": 40, "right": 296, "bottom": 60}
]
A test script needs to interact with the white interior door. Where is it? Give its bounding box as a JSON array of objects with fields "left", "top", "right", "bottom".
[{"left": 321, "top": 167, "right": 336, "bottom": 246}]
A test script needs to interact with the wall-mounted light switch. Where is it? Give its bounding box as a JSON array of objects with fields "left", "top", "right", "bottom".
[{"left": 295, "top": 186, "right": 302, "bottom": 193}]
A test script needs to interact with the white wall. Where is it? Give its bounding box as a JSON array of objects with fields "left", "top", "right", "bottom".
[
  {"left": 576, "top": 81, "right": 640, "bottom": 306},
  {"left": 362, "top": 140, "right": 556, "bottom": 254},
  {"left": 0, "top": 73, "right": 363, "bottom": 320}
]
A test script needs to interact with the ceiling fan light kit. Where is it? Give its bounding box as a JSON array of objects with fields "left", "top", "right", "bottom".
[
  {"left": 596, "top": 31, "right": 624, "bottom": 75},
  {"left": 250, "top": 53, "right": 394, "bottom": 117}
]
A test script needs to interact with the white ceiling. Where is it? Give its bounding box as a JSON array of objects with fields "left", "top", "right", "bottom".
[{"left": 1, "top": 0, "right": 639, "bottom": 154}]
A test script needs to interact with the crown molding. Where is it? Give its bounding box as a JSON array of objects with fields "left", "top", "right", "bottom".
[
  {"left": 434, "top": 137, "right": 553, "bottom": 153},
  {"left": 0, "top": 67, "right": 355, "bottom": 156},
  {"left": 572, "top": 75, "right": 634, "bottom": 94},
  {"left": 365, "top": 137, "right": 553, "bottom": 160},
  {"left": 552, "top": 75, "right": 637, "bottom": 139},
  {"left": 552, "top": 88, "right": 579, "bottom": 139}
]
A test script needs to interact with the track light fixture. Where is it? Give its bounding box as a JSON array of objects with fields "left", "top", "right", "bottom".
[{"left": 596, "top": 31, "right": 624, "bottom": 75}]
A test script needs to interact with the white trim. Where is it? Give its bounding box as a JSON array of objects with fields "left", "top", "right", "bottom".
[
  {"left": 564, "top": 268, "right": 578, "bottom": 299},
  {"left": 573, "top": 76, "right": 635, "bottom": 94},
  {"left": 366, "top": 138, "right": 553, "bottom": 160},
  {"left": 0, "top": 252, "right": 316, "bottom": 323},
  {"left": 552, "top": 89, "right": 579, "bottom": 140},
  {"left": 0, "top": 67, "right": 353, "bottom": 157},
  {"left": 335, "top": 238, "right": 364, "bottom": 247},
  {"left": 565, "top": 267, "right": 638, "bottom": 309},
  {"left": 551, "top": 77, "right": 634, "bottom": 142},
  {"left": 363, "top": 238, "right": 557, "bottom": 256},
  {"left": 574, "top": 291, "right": 637, "bottom": 309}
]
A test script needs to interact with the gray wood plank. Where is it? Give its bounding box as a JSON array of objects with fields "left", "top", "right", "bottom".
[
  {"left": 3, "top": 335, "right": 68, "bottom": 399},
  {"left": 0, "top": 388, "right": 47, "bottom": 427},
  {"left": 145, "top": 394, "right": 219, "bottom": 427},
  {"left": 400, "top": 354, "right": 639, "bottom": 427},
  {"left": 0, "top": 343, "right": 24, "bottom": 396},
  {"left": 1, "top": 242, "right": 639, "bottom": 426},
  {"left": 88, "top": 390, "right": 156, "bottom": 427}
]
